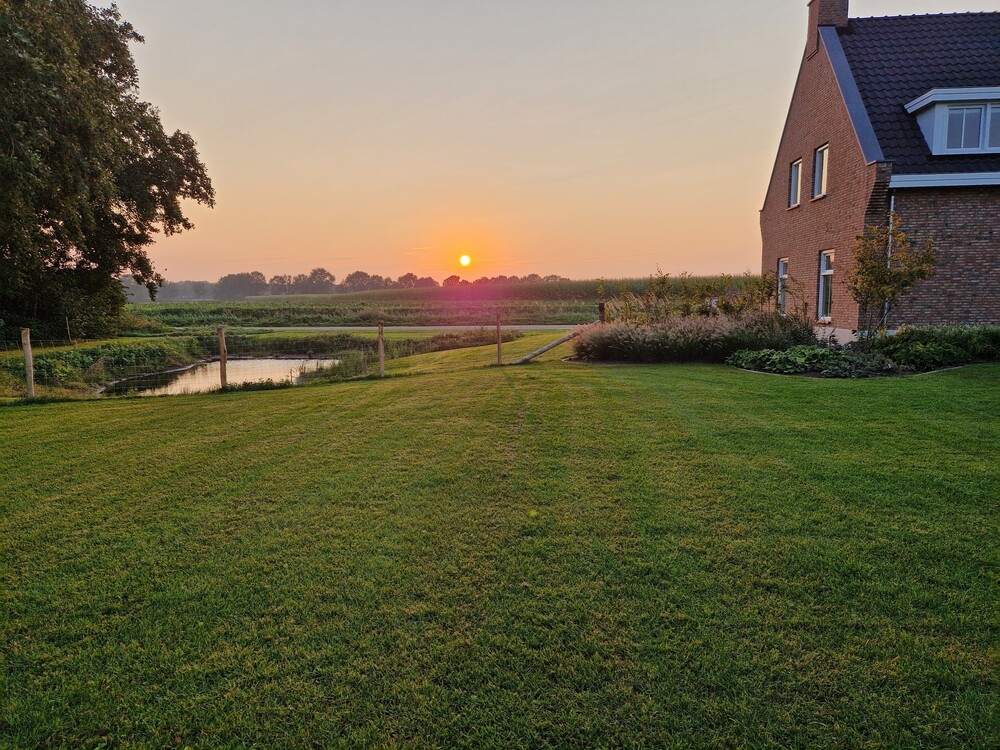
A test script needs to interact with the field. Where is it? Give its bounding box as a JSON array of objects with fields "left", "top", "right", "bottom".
[
  {"left": 2, "top": 334, "right": 997, "bottom": 748},
  {"left": 128, "top": 276, "right": 748, "bottom": 329}
]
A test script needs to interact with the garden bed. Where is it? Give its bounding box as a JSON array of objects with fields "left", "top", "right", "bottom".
[{"left": 728, "top": 325, "right": 1000, "bottom": 378}]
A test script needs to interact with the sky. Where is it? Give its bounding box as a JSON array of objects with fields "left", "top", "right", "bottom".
[{"left": 105, "top": 0, "right": 999, "bottom": 282}]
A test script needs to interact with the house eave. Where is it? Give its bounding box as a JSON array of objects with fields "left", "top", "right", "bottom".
[
  {"left": 905, "top": 87, "right": 1000, "bottom": 114},
  {"left": 889, "top": 172, "right": 1000, "bottom": 188},
  {"left": 819, "top": 26, "right": 884, "bottom": 164}
]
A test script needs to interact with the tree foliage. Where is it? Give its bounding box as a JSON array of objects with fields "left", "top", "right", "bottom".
[
  {"left": 215, "top": 272, "right": 267, "bottom": 301},
  {"left": 846, "top": 214, "right": 937, "bottom": 338},
  {"left": 0, "top": 0, "right": 214, "bottom": 337}
]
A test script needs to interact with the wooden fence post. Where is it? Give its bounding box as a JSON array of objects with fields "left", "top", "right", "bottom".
[
  {"left": 598, "top": 302, "right": 606, "bottom": 324},
  {"left": 218, "top": 325, "right": 228, "bottom": 389},
  {"left": 496, "top": 314, "right": 503, "bottom": 366},
  {"left": 378, "top": 322, "right": 385, "bottom": 378},
  {"left": 21, "top": 328, "right": 34, "bottom": 399}
]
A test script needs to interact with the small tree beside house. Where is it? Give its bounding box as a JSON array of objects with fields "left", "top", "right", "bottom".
[{"left": 846, "top": 214, "right": 937, "bottom": 343}]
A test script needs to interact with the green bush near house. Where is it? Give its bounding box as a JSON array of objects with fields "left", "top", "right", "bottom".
[
  {"left": 728, "top": 346, "right": 897, "bottom": 378},
  {"left": 871, "top": 325, "right": 1000, "bottom": 369},
  {"left": 728, "top": 325, "right": 1000, "bottom": 378}
]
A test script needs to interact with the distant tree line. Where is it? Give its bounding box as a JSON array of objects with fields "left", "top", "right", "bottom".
[
  {"left": 124, "top": 270, "right": 570, "bottom": 302},
  {"left": 443, "top": 273, "right": 566, "bottom": 287}
]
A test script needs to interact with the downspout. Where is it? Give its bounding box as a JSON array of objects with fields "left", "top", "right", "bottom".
[{"left": 881, "top": 192, "right": 895, "bottom": 328}]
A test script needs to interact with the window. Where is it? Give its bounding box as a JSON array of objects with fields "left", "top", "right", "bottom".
[
  {"left": 818, "top": 251, "right": 834, "bottom": 321},
  {"left": 813, "top": 145, "right": 829, "bottom": 198},
  {"left": 943, "top": 104, "right": 1000, "bottom": 152},
  {"left": 905, "top": 90, "right": 1000, "bottom": 155},
  {"left": 789, "top": 160, "right": 802, "bottom": 207},
  {"left": 777, "top": 258, "right": 789, "bottom": 314},
  {"left": 947, "top": 106, "right": 983, "bottom": 150}
]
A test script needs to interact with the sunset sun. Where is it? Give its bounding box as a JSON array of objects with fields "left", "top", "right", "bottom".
[{"left": 459, "top": 255, "right": 472, "bottom": 267}]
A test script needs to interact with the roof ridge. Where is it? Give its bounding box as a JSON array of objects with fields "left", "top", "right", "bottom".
[{"left": 848, "top": 11, "right": 1000, "bottom": 21}]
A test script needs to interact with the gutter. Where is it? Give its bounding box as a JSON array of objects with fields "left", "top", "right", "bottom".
[{"left": 889, "top": 172, "right": 1000, "bottom": 189}]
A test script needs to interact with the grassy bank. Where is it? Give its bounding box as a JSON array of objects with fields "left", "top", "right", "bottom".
[
  {"left": 1, "top": 338, "right": 997, "bottom": 747},
  {"left": 0, "top": 338, "right": 203, "bottom": 398},
  {"left": 0, "top": 329, "right": 523, "bottom": 397}
]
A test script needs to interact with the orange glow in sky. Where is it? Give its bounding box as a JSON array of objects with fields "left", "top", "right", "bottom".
[{"left": 107, "top": 0, "right": 1000, "bottom": 282}]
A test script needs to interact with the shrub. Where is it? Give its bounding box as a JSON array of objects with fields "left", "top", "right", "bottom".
[
  {"left": 728, "top": 325, "right": 1000, "bottom": 378},
  {"left": 881, "top": 342, "right": 973, "bottom": 371},
  {"left": 728, "top": 346, "right": 896, "bottom": 378},
  {"left": 572, "top": 313, "right": 816, "bottom": 364},
  {"left": 872, "top": 325, "right": 1000, "bottom": 366}
]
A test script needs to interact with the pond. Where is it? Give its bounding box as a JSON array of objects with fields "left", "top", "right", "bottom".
[{"left": 105, "top": 358, "right": 338, "bottom": 397}]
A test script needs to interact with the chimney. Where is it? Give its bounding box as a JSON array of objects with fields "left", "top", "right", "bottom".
[{"left": 807, "top": 0, "right": 849, "bottom": 56}]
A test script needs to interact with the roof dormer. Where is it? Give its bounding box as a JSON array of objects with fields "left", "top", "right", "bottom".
[{"left": 905, "top": 88, "right": 1000, "bottom": 155}]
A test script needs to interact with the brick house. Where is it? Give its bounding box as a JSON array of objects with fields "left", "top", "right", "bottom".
[{"left": 761, "top": 0, "right": 1000, "bottom": 338}]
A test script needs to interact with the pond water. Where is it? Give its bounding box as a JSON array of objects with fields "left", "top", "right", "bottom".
[{"left": 105, "top": 358, "right": 337, "bottom": 397}]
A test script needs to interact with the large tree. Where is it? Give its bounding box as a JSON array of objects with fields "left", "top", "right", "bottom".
[{"left": 0, "top": 0, "right": 214, "bottom": 337}]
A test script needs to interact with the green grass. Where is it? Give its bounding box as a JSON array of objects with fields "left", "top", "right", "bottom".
[{"left": 1, "top": 336, "right": 997, "bottom": 748}]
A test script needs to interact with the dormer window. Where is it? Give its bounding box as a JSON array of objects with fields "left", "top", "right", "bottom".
[
  {"left": 947, "top": 106, "right": 984, "bottom": 150},
  {"left": 945, "top": 105, "right": 1000, "bottom": 152},
  {"left": 906, "top": 88, "right": 1000, "bottom": 155}
]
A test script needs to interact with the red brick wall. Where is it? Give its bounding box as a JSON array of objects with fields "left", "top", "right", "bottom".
[
  {"left": 760, "top": 37, "right": 879, "bottom": 331},
  {"left": 889, "top": 187, "right": 1000, "bottom": 326}
]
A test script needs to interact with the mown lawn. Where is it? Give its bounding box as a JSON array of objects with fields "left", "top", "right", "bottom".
[{"left": 1, "top": 334, "right": 997, "bottom": 748}]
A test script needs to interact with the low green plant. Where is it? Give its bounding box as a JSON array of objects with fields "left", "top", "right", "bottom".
[
  {"left": 0, "top": 339, "right": 202, "bottom": 385},
  {"left": 727, "top": 325, "right": 1000, "bottom": 377},
  {"left": 884, "top": 342, "right": 973, "bottom": 371},
  {"left": 728, "top": 346, "right": 896, "bottom": 378},
  {"left": 872, "top": 325, "right": 1000, "bottom": 365},
  {"left": 214, "top": 379, "right": 292, "bottom": 394}
]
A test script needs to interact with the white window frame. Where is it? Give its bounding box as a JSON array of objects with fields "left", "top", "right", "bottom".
[
  {"left": 818, "top": 251, "right": 834, "bottom": 322},
  {"left": 990, "top": 104, "right": 1000, "bottom": 150},
  {"left": 777, "top": 258, "right": 789, "bottom": 315},
  {"left": 813, "top": 144, "right": 829, "bottom": 198},
  {"left": 789, "top": 160, "right": 802, "bottom": 208},
  {"left": 941, "top": 104, "right": 1000, "bottom": 154}
]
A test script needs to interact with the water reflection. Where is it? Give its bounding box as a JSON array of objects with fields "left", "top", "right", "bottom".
[{"left": 106, "top": 358, "right": 337, "bottom": 397}]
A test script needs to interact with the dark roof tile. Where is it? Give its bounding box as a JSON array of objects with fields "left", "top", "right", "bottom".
[{"left": 837, "top": 13, "right": 1000, "bottom": 174}]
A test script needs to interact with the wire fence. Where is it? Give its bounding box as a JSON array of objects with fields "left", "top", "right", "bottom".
[{"left": 1, "top": 324, "right": 525, "bottom": 400}]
